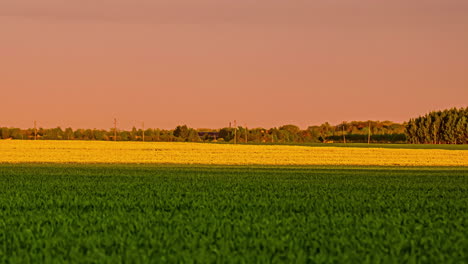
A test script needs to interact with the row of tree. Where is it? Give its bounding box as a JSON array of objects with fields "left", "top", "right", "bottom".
[
  {"left": 215, "top": 121, "right": 406, "bottom": 144},
  {"left": 405, "top": 107, "right": 468, "bottom": 144},
  {"left": 0, "top": 121, "right": 407, "bottom": 143},
  {"left": 4, "top": 108, "right": 466, "bottom": 144}
]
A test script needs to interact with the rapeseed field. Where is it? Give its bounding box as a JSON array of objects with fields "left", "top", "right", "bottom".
[{"left": 0, "top": 140, "right": 466, "bottom": 166}]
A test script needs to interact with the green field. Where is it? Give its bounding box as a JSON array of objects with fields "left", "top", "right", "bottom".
[{"left": 1, "top": 164, "right": 467, "bottom": 263}]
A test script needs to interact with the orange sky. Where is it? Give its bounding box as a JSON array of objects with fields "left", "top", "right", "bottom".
[{"left": 1, "top": 0, "right": 467, "bottom": 129}]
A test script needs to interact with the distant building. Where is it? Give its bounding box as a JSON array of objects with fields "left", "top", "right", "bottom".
[{"left": 198, "top": 131, "right": 219, "bottom": 140}]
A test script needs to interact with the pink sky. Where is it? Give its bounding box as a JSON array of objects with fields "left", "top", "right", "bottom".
[{"left": 1, "top": 0, "right": 467, "bottom": 129}]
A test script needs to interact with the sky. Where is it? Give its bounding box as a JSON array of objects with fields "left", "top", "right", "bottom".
[{"left": 1, "top": 0, "right": 467, "bottom": 130}]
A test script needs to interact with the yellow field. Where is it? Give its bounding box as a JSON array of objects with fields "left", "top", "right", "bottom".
[{"left": 0, "top": 140, "right": 467, "bottom": 166}]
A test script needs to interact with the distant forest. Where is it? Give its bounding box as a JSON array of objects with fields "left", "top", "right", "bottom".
[
  {"left": 1, "top": 107, "right": 466, "bottom": 144},
  {"left": 406, "top": 107, "right": 468, "bottom": 144}
]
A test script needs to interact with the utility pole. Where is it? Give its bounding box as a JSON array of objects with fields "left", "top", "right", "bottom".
[
  {"left": 114, "top": 118, "right": 117, "bottom": 141},
  {"left": 142, "top": 122, "right": 145, "bottom": 142},
  {"left": 233, "top": 120, "right": 237, "bottom": 144},
  {"left": 368, "top": 121, "right": 371, "bottom": 144},
  {"left": 34, "top": 120, "right": 37, "bottom": 140},
  {"left": 244, "top": 124, "right": 248, "bottom": 143},
  {"left": 342, "top": 122, "right": 346, "bottom": 144}
]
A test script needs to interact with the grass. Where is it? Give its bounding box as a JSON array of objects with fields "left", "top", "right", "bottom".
[{"left": 0, "top": 164, "right": 467, "bottom": 263}]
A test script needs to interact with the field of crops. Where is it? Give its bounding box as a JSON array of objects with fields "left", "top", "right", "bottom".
[
  {"left": 1, "top": 141, "right": 467, "bottom": 262},
  {"left": 0, "top": 164, "right": 467, "bottom": 262},
  {"left": 1, "top": 140, "right": 467, "bottom": 166}
]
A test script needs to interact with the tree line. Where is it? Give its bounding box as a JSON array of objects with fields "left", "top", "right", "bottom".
[
  {"left": 3, "top": 107, "right": 466, "bottom": 144},
  {"left": 0, "top": 121, "right": 407, "bottom": 143},
  {"left": 405, "top": 107, "right": 468, "bottom": 144}
]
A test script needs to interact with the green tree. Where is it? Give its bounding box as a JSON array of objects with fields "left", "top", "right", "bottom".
[
  {"left": 173, "top": 125, "right": 190, "bottom": 140},
  {"left": 64, "top": 127, "right": 74, "bottom": 140},
  {"left": 1, "top": 127, "right": 10, "bottom": 139},
  {"left": 187, "top": 129, "right": 201, "bottom": 142}
]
